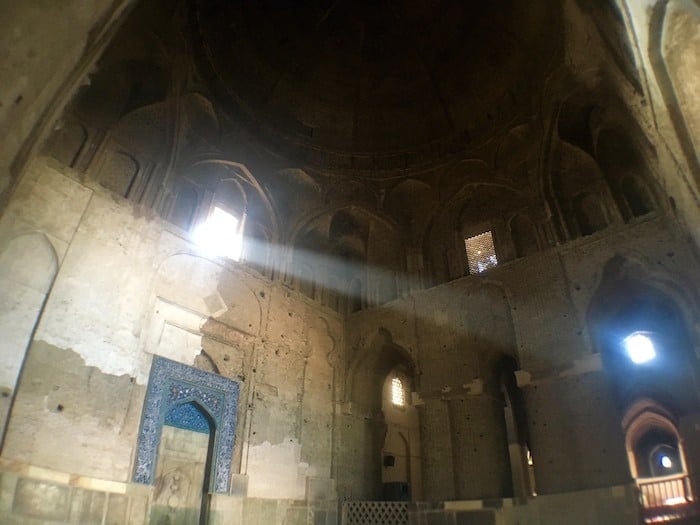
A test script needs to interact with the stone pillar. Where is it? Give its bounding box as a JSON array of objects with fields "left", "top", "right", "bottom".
[
  {"left": 523, "top": 372, "right": 630, "bottom": 494},
  {"left": 448, "top": 396, "right": 512, "bottom": 500},
  {"left": 418, "top": 399, "right": 455, "bottom": 501}
]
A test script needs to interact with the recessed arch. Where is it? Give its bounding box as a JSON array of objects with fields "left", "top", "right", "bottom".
[{"left": 133, "top": 356, "right": 240, "bottom": 494}]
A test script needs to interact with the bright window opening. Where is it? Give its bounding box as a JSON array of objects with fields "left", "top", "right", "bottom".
[
  {"left": 624, "top": 332, "right": 656, "bottom": 364},
  {"left": 660, "top": 455, "right": 673, "bottom": 469},
  {"left": 465, "top": 231, "right": 498, "bottom": 274},
  {"left": 391, "top": 377, "right": 405, "bottom": 407},
  {"left": 192, "top": 206, "right": 243, "bottom": 261}
]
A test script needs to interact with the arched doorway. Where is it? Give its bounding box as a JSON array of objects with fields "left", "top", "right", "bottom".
[
  {"left": 623, "top": 400, "right": 695, "bottom": 521},
  {"left": 152, "top": 401, "right": 216, "bottom": 525},
  {"left": 499, "top": 357, "right": 536, "bottom": 500},
  {"left": 588, "top": 257, "right": 700, "bottom": 522},
  {"left": 381, "top": 368, "right": 421, "bottom": 501},
  {"left": 341, "top": 329, "right": 421, "bottom": 501},
  {"left": 133, "top": 357, "right": 240, "bottom": 522}
]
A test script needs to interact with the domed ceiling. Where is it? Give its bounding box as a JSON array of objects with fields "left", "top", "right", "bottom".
[{"left": 192, "top": 0, "right": 563, "bottom": 168}]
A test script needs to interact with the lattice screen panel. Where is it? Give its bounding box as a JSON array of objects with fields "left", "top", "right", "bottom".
[
  {"left": 464, "top": 230, "right": 497, "bottom": 274},
  {"left": 342, "top": 501, "right": 408, "bottom": 525}
]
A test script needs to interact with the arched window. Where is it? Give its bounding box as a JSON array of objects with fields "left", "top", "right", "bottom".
[
  {"left": 381, "top": 368, "right": 420, "bottom": 500},
  {"left": 391, "top": 377, "right": 405, "bottom": 407},
  {"left": 192, "top": 179, "right": 246, "bottom": 261},
  {"left": 464, "top": 230, "right": 498, "bottom": 274},
  {"left": 623, "top": 401, "right": 695, "bottom": 520}
]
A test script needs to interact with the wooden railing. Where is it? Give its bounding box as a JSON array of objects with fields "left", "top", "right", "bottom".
[{"left": 638, "top": 473, "right": 700, "bottom": 523}]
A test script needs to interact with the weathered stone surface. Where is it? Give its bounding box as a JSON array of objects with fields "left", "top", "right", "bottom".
[
  {"left": 2, "top": 1, "right": 700, "bottom": 524},
  {"left": 12, "top": 478, "right": 70, "bottom": 520}
]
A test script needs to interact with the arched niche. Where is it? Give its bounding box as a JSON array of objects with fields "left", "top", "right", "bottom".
[
  {"left": 346, "top": 328, "right": 417, "bottom": 412},
  {"left": 290, "top": 206, "right": 403, "bottom": 310},
  {"left": 496, "top": 123, "right": 540, "bottom": 180},
  {"left": 385, "top": 179, "right": 437, "bottom": 238},
  {"left": 0, "top": 233, "right": 58, "bottom": 426},
  {"left": 573, "top": 191, "right": 610, "bottom": 236},
  {"left": 347, "top": 277, "right": 363, "bottom": 314},
  {"left": 109, "top": 101, "right": 170, "bottom": 158},
  {"left": 424, "top": 181, "right": 524, "bottom": 284},
  {"left": 43, "top": 120, "right": 87, "bottom": 168},
  {"left": 381, "top": 367, "right": 422, "bottom": 501},
  {"left": 621, "top": 399, "right": 695, "bottom": 520},
  {"left": 172, "top": 160, "right": 277, "bottom": 273},
  {"left": 74, "top": 59, "right": 169, "bottom": 129},
  {"left": 269, "top": 169, "right": 323, "bottom": 233},
  {"left": 343, "top": 328, "right": 420, "bottom": 500},
  {"left": 557, "top": 94, "right": 596, "bottom": 156},
  {"left": 168, "top": 181, "right": 199, "bottom": 231},
  {"left": 98, "top": 149, "right": 140, "bottom": 198},
  {"left": 438, "top": 159, "right": 492, "bottom": 200},
  {"left": 596, "top": 127, "right": 659, "bottom": 220},
  {"left": 153, "top": 400, "right": 216, "bottom": 524},
  {"left": 509, "top": 214, "right": 539, "bottom": 258},
  {"left": 553, "top": 140, "right": 615, "bottom": 238},
  {"left": 587, "top": 256, "right": 699, "bottom": 415},
  {"left": 186, "top": 160, "right": 279, "bottom": 248},
  {"left": 458, "top": 281, "right": 518, "bottom": 363},
  {"left": 497, "top": 355, "right": 535, "bottom": 500},
  {"left": 180, "top": 93, "right": 221, "bottom": 149}
]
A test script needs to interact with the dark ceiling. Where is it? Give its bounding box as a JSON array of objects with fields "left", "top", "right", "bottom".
[{"left": 192, "top": 0, "right": 563, "bottom": 158}]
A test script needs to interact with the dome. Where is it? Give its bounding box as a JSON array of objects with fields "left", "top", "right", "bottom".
[{"left": 192, "top": 0, "right": 562, "bottom": 170}]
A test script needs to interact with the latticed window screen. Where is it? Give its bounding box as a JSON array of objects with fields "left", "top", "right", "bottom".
[
  {"left": 464, "top": 231, "right": 498, "bottom": 274},
  {"left": 342, "top": 501, "right": 408, "bottom": 525},
  {"left": 391, "top": 377, "right": 405, "bottom": 406}
]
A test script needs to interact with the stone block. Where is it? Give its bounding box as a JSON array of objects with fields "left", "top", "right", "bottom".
[
  {"left": 208, "top": 493, "right": 244, "bottom": 525},
  {"left": 105, "top": 493, "right": 128, "bottom": 525},
  {"left": 127, "top": 494, "right": 149, "bottom": 525},
  {"left": 425, "top": 509, "right": 451, "bottom": 525},
  {"left": 284, "top": 505, "right": 309, "bottom": 525},
  {"left": 454, "top": 510, "right": 495, "bottom": 525},
  {"left": 313, "top": 509, "right": 327, "bottom": 525},
  {"left": 12, "top": 478, "right": 70, "bottom": 521},
  {"left": 306, "top": 476, "right": 336, "bottom": 501},
  {"left": 69, "top": 488, "right": 105, "bottom": 524},
  {"left": 243, "top": 497, "right": 278, "bottom": 525},
  {"left": 230, "top": 473, "right": 249, "bottom": 496},
  {"left": 0, "top": 470, "right": 18, "bottom": 514}
]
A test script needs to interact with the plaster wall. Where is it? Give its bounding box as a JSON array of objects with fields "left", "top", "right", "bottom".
[
  {"left": 0, "top": 0, "right": 133, "bottom": 199},
  {"left": 341, "top": 210, "right": 700, "bottom": 501},
  {"left": 0, "top": 157, "right": 341, "bottom": 517}
]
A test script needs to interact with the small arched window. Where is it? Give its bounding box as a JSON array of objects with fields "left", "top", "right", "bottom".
[
  {"left": 464, "top": 230, "right": 498, "bottom": 274},
  {"left": 391, "top": 377, "right": 405, "bottom": 407},
  {"left": 192, "top": 179, "right": 246, "bottom": 261}
]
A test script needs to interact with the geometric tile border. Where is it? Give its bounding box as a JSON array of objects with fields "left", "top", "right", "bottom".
[{"left": 132, "top": 356, "right": 239, "bottom": 493}]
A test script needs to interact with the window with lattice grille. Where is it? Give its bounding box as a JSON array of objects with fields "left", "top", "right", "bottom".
[
  {"left": 391, "top": 377, "right": 405, "bottom": 406},
  {"left": 464, "top": 231, "right": 497, "bottom": 274}
]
